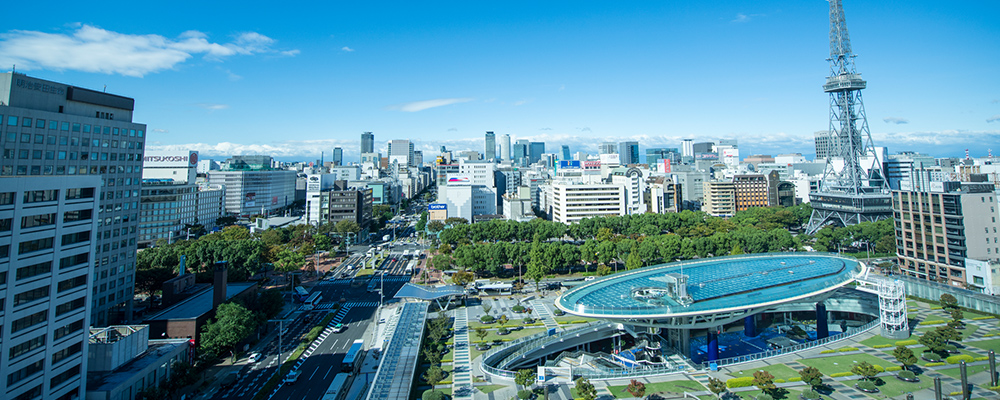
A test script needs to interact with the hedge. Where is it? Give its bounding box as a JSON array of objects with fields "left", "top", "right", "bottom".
[
  {"left": 976, "top": 356, "right": 990, "bottom": 361},
  {"left": 886, "top": 366, "right": 902, "bottom": 372},
  {"left": 726, "top": 377, "right": 754, "bottom": 388},
  {"left": 838, "top": 347, "right": 859, "bottom": 352},
  {"left": 919, "top": 320, "right": 946, "bottom": 325},
  {"left": 787, "top": 377, "right": 802, "bottom": 382},
  {"left": 830, "top": 372, "right": 854, "bottom": 377},
  {"left": 873, "top": 344, "right": 893, "bottom": 349},
  {"left": 926, "top": 362, "right": 946, "bottom": 367},
  {"left": 973, "top": 316, "right": 996, "bottom": 320},
  {"left": 896, "top": 339, "right": 919, "bottom": 346},
  {"left": 820, "top": 350, "right": 835, "bottom": 354},
  {"left": 774, "top": 379, "right": 785, "bottom": 384},
  {"left": 946, "top": 355, "right": 975, "bottom": 364}
]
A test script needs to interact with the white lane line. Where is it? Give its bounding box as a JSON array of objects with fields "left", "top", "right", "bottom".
[
  {"left": 309, "top": 367, "right": 320, "bottom": 380},
  {"left": 330, "top": 339, "right": 340, "bottom": 351},
  {"left": 323, "top": 365, "right": 335, "bottom": 380}
]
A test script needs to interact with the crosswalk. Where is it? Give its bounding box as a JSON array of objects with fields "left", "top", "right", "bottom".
[
  {"left": 344, "top": 301, "right": 378, "bottom": 308},
  {"left": 317, "top": 279, "right": 351, "bottom": 285},
  {"left": 365, "top": 275, "right": 411, "bottom": 290}
]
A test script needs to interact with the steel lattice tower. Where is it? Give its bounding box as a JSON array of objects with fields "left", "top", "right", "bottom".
[{"left": 805, "top": 0, "right": 892, "bottom": 234}]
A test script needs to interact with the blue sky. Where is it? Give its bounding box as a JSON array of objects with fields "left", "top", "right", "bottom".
[{"left": 2, "top": 0, "right": 998, "bottom": 162}]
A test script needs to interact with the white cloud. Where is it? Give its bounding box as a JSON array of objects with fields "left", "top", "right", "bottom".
[
  {"left": 341, "top": 46, "right": 354, "bottom": 52},
  {"left": 196, "top": 103, "right": 229, "bottom": 111},
  {"left": 151, "top": 128, "right": 169, "bottom": 133},
  {"left": 512, "top": 99, "right": 532, "bottom": 106},
  {"left": 731, "top": 13, "right": 764, "bottom": 23},
  {"left": 883, "top": 117, "right": 909, "bottom": 124},
  {"left": 0, "top": 25, "right": 298, "bottom": 77},
  {"left": 386, "top": 98, "right": 474, "bottom": 112},
  {"left": 987, "top": 115, "right": 1000, "bottom": 123}
]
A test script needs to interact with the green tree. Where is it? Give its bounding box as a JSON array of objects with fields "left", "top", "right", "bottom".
[
  {"left": 452, "top": 269, "right": 475, "bottom": 286},
  {"left": 799, "top": 366, "right": 823, "bottom": 388},
  {"left": 313, "top": 234, "right": 332, "bottom": 252},
  {"left": 257, "top": 289, "right": 285, "bottom": 319},
  {"left": 919, "top": 329, "right": 948, "bottom": 355},
  {"left": 498, "top": 314, "right": 509, "bottom": 329},
  {"left": 221, "top": 225, "right": 251, "bottom": 241},
  {"left": 575, "top": 377, "right": 597, "bottom": 400},
  {"left": 596, "top": 264, "right": 612, "bottom": 276},
  {"left": 625, "top": 250, "right": 643, "bottom": 270},
  {"left": 515, "top": 369, "right": 535, "bottom": 390},
  {"left": 940, "top": 293, "right": 958, "bottom": 309},
  {"left": 444, "top": 217, "right": 469, "bottom": 225},
  {"left": 432, "top": 254, "right": 453, "bottom": 271},
  {"left": 752, "top": 370, "right": 776, "bottom": 395},
  {"left": 475, "top": 327, "right": 488, "bottom": 343},
  {"left": 423, "top": 366, "right": 445, "bottom": 387},
  {"left": 427, "top": 220, "right": 445, "bottom": 233},
  {"left": 707, "top": 377, "right": 727, "bottom": 398},
  {"left": 626, "top": 379, "right": 646, "bottom": 397},
  {"left": 851, "top": 361, "right": 879, "bottom": 382},
  {"left": 893, "top": 346, "right": 917, "bottom": 370},
  {"left": 135, "top": 264, "right": 175, "bottom": 295},
  {"left": 200, "top": 302, "right": 256, "bottom": 357}
]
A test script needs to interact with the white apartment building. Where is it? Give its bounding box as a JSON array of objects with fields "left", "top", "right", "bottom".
[
  {"left": 0, "top": 176, "right": 100, "bottom": 400},
  {"left": 206, "top": 169, "right": 296, "bottom": 216}
]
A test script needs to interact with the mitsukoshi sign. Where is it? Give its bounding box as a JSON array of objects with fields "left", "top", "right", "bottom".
[{"left": 143, "top": 151, "right": 199, "bottom": 168}]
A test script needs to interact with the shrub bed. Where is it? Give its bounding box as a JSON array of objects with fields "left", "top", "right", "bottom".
[
  {"left": 873, "top": 344, "right": 893, "bottom": 349},
  {"left": 726, "top": 377, "right": 754, "bottom": 388},
  {"left": 895, "top": 339, "right": 919, "bottom": 346},
  {"left": 897, "top": 370, "right": 919, "bottom": 382},
  {"left": 925, "top": 362, "right": 946, "bottom": 367},
  {"left": 946, "top": 355, "right": 975, "bottom": 364},
  {"left": 838, "top": 347, "right": 860, "bottom": 352},
  {"left": 801, "top": 389, "right": 822, "bottom": 400},
  {"left": 919, "top": 320, "right": 946, "bottom": 325},
  {"left": 886, "top": 366, "right": 902, "bottom": 372},
  {"left": 830, "top": 372, "right": 854, "bottom": 378},
  {"left": 820, "top": 350, "right": 835, "bottom": 354},
  {"left": 855, "top": 381, "right": 879, "bottom": 393}
]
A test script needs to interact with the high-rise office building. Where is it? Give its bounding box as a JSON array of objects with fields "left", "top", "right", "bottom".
[
  {"left": 387, "top": 139, "right": 414, "bottom": 167},
  {"left": 681, "top": 139, "right": 694, "bottom": 158},
  {"left": 332, "top": 147, "right": 343, "bottom": 166},
  {"left": 208, "top": 155, "right": 296, "bottom": 216},
  {"left": 484, "top": 131, "right": 496, "bottom": 161},
  {"left": 561, "top": 145, "right": 571, "bottom": 160},
  {"left": 646, "top": 148, "right": 681, "bottom": 166},
  {"left": 513, "top": 140, "right": 529, "bottom": 166},
  {"left": 1, "top": 72, "right": 146, "bottom": 327},
  {"left": 361, "top": 132, "right": 374, "bottom": 154},
  {"left": 599, "top": 142, "right": 617, "bottom": 155},
  {"left": 529, "top": 142, "right": 545, "bottom": 165},
  {"left": 619, "top": 141, "right": 639, "bottom": 165},
  {"left": 500, "top": 134, "right": 511, "bottom": 161}
]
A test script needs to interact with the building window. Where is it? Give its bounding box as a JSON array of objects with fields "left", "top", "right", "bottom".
[
  {"left": 8, "top": 335, "right": 45, "bottom": 360},
  {"left": 11, "top": 310, "right": 47, "bottom": 333},
  {"left": 13, "top": 286, "right": 49, "bottom": 307},
  {"left": 53, "top": 319, "right": 84, "bottom": 340},
  {"left": 51, "top": 342, "right": 82, "bottom": 365},
  {"left": 16, "top": 261, "right": 52, "bottom": 281},
  {"left": 7, "top": 360, "right": 44, "bottom": 386},
  {"left": 18, "top": 237, "right": 54, "bottom": 255}
]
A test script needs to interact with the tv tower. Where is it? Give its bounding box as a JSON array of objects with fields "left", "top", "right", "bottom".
[{"left": 805, "top": 0, "right": 891, "bottom": 234}]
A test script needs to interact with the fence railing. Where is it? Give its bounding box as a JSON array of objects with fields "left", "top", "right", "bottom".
[{"left": 702, "top": 318, "right": 881, "bottom": 369}]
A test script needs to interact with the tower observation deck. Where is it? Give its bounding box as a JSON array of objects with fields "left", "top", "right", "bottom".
[{"left": 805, "top": 0, "right": 891, "bottom": 234}]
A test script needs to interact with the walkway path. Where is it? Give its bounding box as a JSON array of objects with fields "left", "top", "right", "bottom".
[
  {"left": 453, "top": 308, "right": 474, "bottom": 400},
  {"left": 531, "top": 299, "right": 561, "bottom": 332}
]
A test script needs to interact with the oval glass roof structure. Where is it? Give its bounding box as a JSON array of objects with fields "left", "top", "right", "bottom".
[{"left": 556, "top": 253, "right": 864, "bottom": 318}]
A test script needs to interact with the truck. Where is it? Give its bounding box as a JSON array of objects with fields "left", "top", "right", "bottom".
[{"left": 383, "top": 234, "right": 390, "bottom": 242}]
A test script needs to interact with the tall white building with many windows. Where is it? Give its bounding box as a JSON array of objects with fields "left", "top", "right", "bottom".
[{"left": 0, "top": 176, "right": 100, "bottom": 400}]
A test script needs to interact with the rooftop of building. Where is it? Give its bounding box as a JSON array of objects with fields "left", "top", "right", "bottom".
[
  {"left": 86, "top": 339, "right": 189, "bottom": 392},
  {"left": 556, "top": 253, "right": 863, "bottom": 319},
  {"left": 145, "top": 282, "right": 256, "bottom": 321}
]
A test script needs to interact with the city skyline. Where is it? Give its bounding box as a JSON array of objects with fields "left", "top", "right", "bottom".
[{"left": 2, "top": 1, "right": 998, "bottom": 160}]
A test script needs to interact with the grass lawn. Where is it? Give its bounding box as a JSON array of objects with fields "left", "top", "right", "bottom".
[
  {"left": 798, "top": 353, "right": 894, "bottom": 375},
  {"left": 477, "top": 327, "right": 546, "bottom": 343},
  {"left": 554, "top": 315, "right": 598, "bottom": 324},
  {"left": 734, "top": 364, "right": 801, "bottom": 381},
  {"left": 607, "top": 380, "right": 706, "bottom": 398},
  {"left": 477, "top": 384, "right": 506, "bottom": 394},
  {"left": 843, "top": 377, "right": 934, "bottom": 399},
  {"left": 966, "top": 338, "right": 1000, "bottom": 352},
  {"left": 916, "top": 323, "right": 978, "bottom": 339},
  {"left": 355, "top": 268, "right": 375, "bottom": 277},
  {"left": 935, "top": 363, "right": 992, "bottom": 379},
  {"left": 859, "top": 334, "right": 914, "bottom": 348},
  {"left": 724, "top": 388, "right": 803, "bottom": 400}
]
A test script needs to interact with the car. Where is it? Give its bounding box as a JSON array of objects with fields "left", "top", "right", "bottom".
[
  {"left": 283, "top": 370, "right": 301, "bottom": 384},
  {"left": 248, "top": 352, "right": 262, "bottom": 363},
  {"left": 332, "top": 323, "right": 345, "bottom": 333},
  {"left": 584, "top": 276, "right": 596, "bottom": 281}
]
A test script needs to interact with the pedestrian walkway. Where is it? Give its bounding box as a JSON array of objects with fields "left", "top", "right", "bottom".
[
  {"left": 344, "top": 301, "right": 379, "bottom": 308},
  {"left": 452, "top": 308, "right": 474, "bottom": 400},
  {"left": 530, "top": 299, "right": 560, "bottom": 332}
]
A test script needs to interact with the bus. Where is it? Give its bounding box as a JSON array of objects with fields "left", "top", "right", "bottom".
[
  {"left": 303, "top": 292, "right": 323, "bottom": 310},
  {"left": 342, "top": 339, "right": 364, "bottom": 373},
  {"left": 402, "top": 250, "right": 411, "bottom": 260},
  {"left": 321, "top": 373, "right": 351, "bottom": 400},
  {"left": 294, "top": 286, "right": 310, "bottom": 302}
]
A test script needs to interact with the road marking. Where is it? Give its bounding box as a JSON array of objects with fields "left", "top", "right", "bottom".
[
  {"left": 323, "top": 365, "right": 335, "bottom": 380},
  {"left": 330, "top": 339, "right": 340, "bottom": 351},
  {"left": 309, "top": 367, "right": 320, "bottom": 380}
]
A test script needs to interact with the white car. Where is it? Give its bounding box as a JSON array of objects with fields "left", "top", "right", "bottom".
[
  {"left": 248, "top": 352, "right": 262, "bottom": 363},
  {"left": 283, "top": 370, "right": 300, "bottom": 384},
  {"left": 584, "top": 276, "right": 597, "bottom": 281}
]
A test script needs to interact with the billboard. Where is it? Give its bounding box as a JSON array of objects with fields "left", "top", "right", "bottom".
[
  {"left": 428, "top": 204, "right": 447, "bottom": 221},
  {"left": 245, "top": 192, "right": 256, "bottom": 208},
  {"left": 661, "top": 159, "right": 671, "bottom": 173},
  {"left": 583, "top": 160, "right": 601, "bottom": 169},
  {"left": 558, "top": 160, "right": 581, "bottom": 169},
  {"left": 428, "top": 204, "right": 447, "bottom": 210},
  {"left": 447, "top": 175, "right": 472, "bottom": 185},
  {"left": 143, "top": 151, "right": 198, "bottom": 168}
]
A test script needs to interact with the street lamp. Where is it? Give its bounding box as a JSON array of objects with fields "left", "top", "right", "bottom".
[{"left": 268, "top": 318, "right": 294, "bottom": 368}]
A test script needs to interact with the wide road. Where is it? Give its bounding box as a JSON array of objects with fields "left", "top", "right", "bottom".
[{"left": 271, "top": 274, "right": 412, "bottom": 400}]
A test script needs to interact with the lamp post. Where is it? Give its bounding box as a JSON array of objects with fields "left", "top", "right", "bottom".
[{"left": 268, "top": 318, "right": 293, "bottom": 368}]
